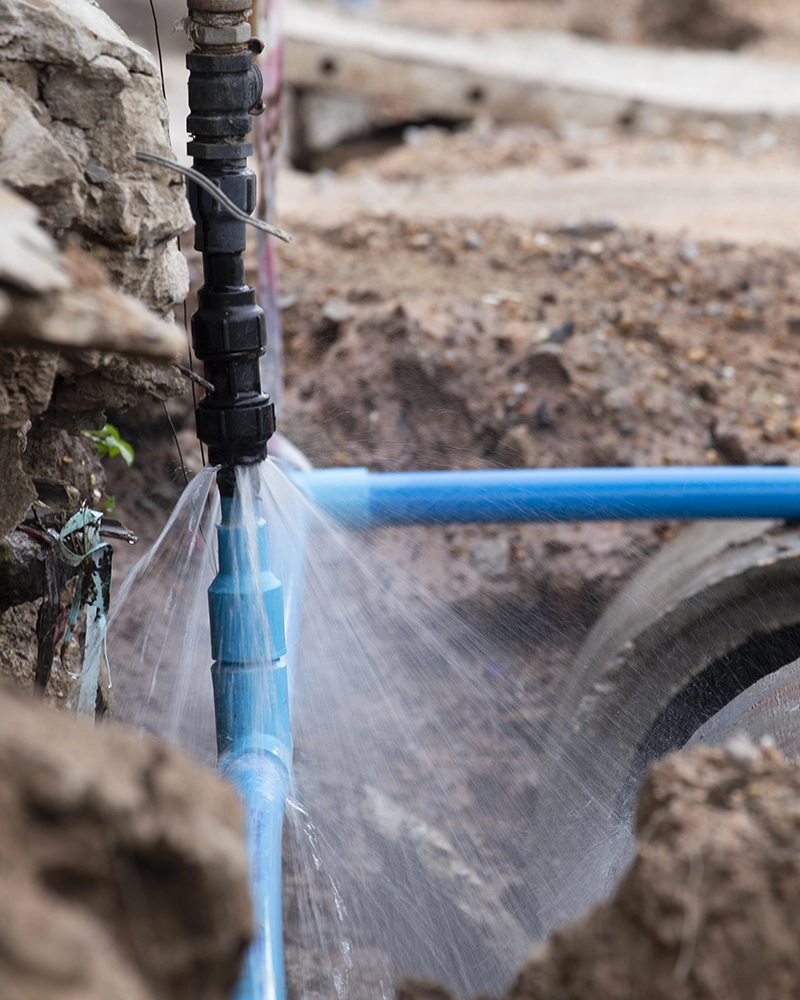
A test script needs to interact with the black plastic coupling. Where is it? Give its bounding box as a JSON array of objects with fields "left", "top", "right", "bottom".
[
  {"left": 191, "top": 274, "right": 276, "bottom": 477},
  {"left": 188, "top": 166, "right": 256, "bottom": 254},
  {"left": 187, "top": 16, "right": 275, "bottom": 492},
  {"left": 187, "top": 50, "right": 263, "bottom": 158}
]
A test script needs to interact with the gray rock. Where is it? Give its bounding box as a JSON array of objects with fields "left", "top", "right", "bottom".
[
  {"left": 0, "top": 0, "right": 192, "bottom": 317},
  {"left": 470, "top": 536, "right": 511, "bottom": 580},
  {"left": 497, "top": 424, "right": 537, "bottom": 469}
]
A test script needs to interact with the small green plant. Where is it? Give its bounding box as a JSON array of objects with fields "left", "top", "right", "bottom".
[{"left": 82, "top": 424, "right": 135, "bottom": 467}]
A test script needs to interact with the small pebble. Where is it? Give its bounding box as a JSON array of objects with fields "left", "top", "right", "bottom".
[
  {"left": 725, "top": 734, "right": 761, "bottom": 766},
  {"left": 680, "top": 242, "right": 700, "bottom": 264}
]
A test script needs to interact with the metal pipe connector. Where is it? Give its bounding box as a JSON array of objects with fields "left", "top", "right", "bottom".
[{"left": 188, "top": 0, "right": 252, "bottom": 11}]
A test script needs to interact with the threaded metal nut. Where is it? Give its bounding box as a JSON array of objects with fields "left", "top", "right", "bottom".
[
  {"left": 190, "top": 21, "right": 251, "bottom": 45},
  {"left": 188, "top": 0, "right": 252, "bottom": 12}
]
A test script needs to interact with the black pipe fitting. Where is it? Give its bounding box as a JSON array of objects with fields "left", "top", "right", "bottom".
[
  {"left": 187, "top": 20, "right": 274, "bottom": 493},
  {"left": 187, "top": 51, "right": 263, "bottom": 148}
]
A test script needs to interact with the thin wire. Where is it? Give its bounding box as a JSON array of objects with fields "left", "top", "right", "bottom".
[
  {"left": 146, "top": 0, "right": 167, "bottom": 100},
  {"left": 136, "top": 152, "right": 292, "bottom": 242},
  {"left": 176, "top": 363, "right": 215, "bottom": 393},
  {"left": 162, "top": 401, "right": 190, "bottom": 488},
  {"left": 141, "top": 0, "right": 207, "bottom": 468}
]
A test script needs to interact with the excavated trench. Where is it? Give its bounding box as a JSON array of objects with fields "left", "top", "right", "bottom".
[{"left": 7, "top": 1, "right": 800, "bottom": 998}]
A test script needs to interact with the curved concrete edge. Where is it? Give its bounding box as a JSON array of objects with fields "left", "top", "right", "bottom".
[{"left": 530, "top": 519, "right": 800, "bottom": 934}]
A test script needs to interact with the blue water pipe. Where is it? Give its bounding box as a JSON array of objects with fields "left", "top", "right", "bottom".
[
  {"left": 209, "top": 497, "right": 291, "bottom": 1000},
  {"left": 292, "top": 465, "right": 800, "bottom": 528}
]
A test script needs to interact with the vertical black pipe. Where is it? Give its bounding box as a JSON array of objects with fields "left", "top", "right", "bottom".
[{"left": 186, "top": 0, "right": 274, "bottom": 496}]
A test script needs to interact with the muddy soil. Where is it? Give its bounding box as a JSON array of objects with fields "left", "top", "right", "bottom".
[{"left": 0, "top": 682, "right": 251, "bottom": 1000}]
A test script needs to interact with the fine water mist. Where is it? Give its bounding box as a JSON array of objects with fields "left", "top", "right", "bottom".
[
  {"left": 109, "top": 459, "right": 552, "bottom": 999},
  {"left": 108, "top": 458, "right": 800, "bottom": 999}
]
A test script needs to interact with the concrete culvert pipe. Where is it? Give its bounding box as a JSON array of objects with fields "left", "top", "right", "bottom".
[{"left": 531, "top": 518, "right": 800, "bottom": 934}]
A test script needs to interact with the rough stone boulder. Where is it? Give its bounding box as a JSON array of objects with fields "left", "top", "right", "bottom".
[
  {"left": 0, "top": 182, "right": 186, "bottom": 534},
  {"left": 0, "top": 683, "right": 252, "bottom": 1000},
  {"left": 0, "top": 0, "right": 192, "bottom": 316},
  {"left": 0, "top": 0, "right": 193, "bottom": 539}
]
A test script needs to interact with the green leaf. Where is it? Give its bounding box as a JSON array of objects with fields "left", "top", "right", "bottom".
[{"left": 82, "top": 424, "right": 135, "bottom": 467}]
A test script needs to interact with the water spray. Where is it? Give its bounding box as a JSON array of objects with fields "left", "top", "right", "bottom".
[{"left": 185, "top": 2, "right": 290, "bottom": 997}]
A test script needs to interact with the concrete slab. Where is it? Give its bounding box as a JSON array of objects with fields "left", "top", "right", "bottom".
[{"left": 285, "top": 1, "right": 800, "bottom": 133}]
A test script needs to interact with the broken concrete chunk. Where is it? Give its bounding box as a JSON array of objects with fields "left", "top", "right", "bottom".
[
  {"left": 0, "top": 82, "right": 84, "bottom": 230},
  {"left": 0, "top": 185, "right": 71, "bottom": 295},
  {"left": 0, "top": 0, "right": 191, "bottom": 317},
  {"left": 0, "top": 0, "right": 157, "bottom": 77},
  {"left": 43, "top": 55, "right": 131, "bottom": 130},
  {"left": 0, "top": 429, "right": 37, "bottom": 536}
]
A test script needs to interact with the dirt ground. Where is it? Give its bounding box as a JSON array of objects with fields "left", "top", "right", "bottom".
[
  {"left": 400, "top": 739, "right": 800, "bottom": 1000},
  {"left": 102, "top": 0, "right": 800, "bottom": 62},
  {"left": 281, "top": 122, "right": 800, "bottom": 251}
]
